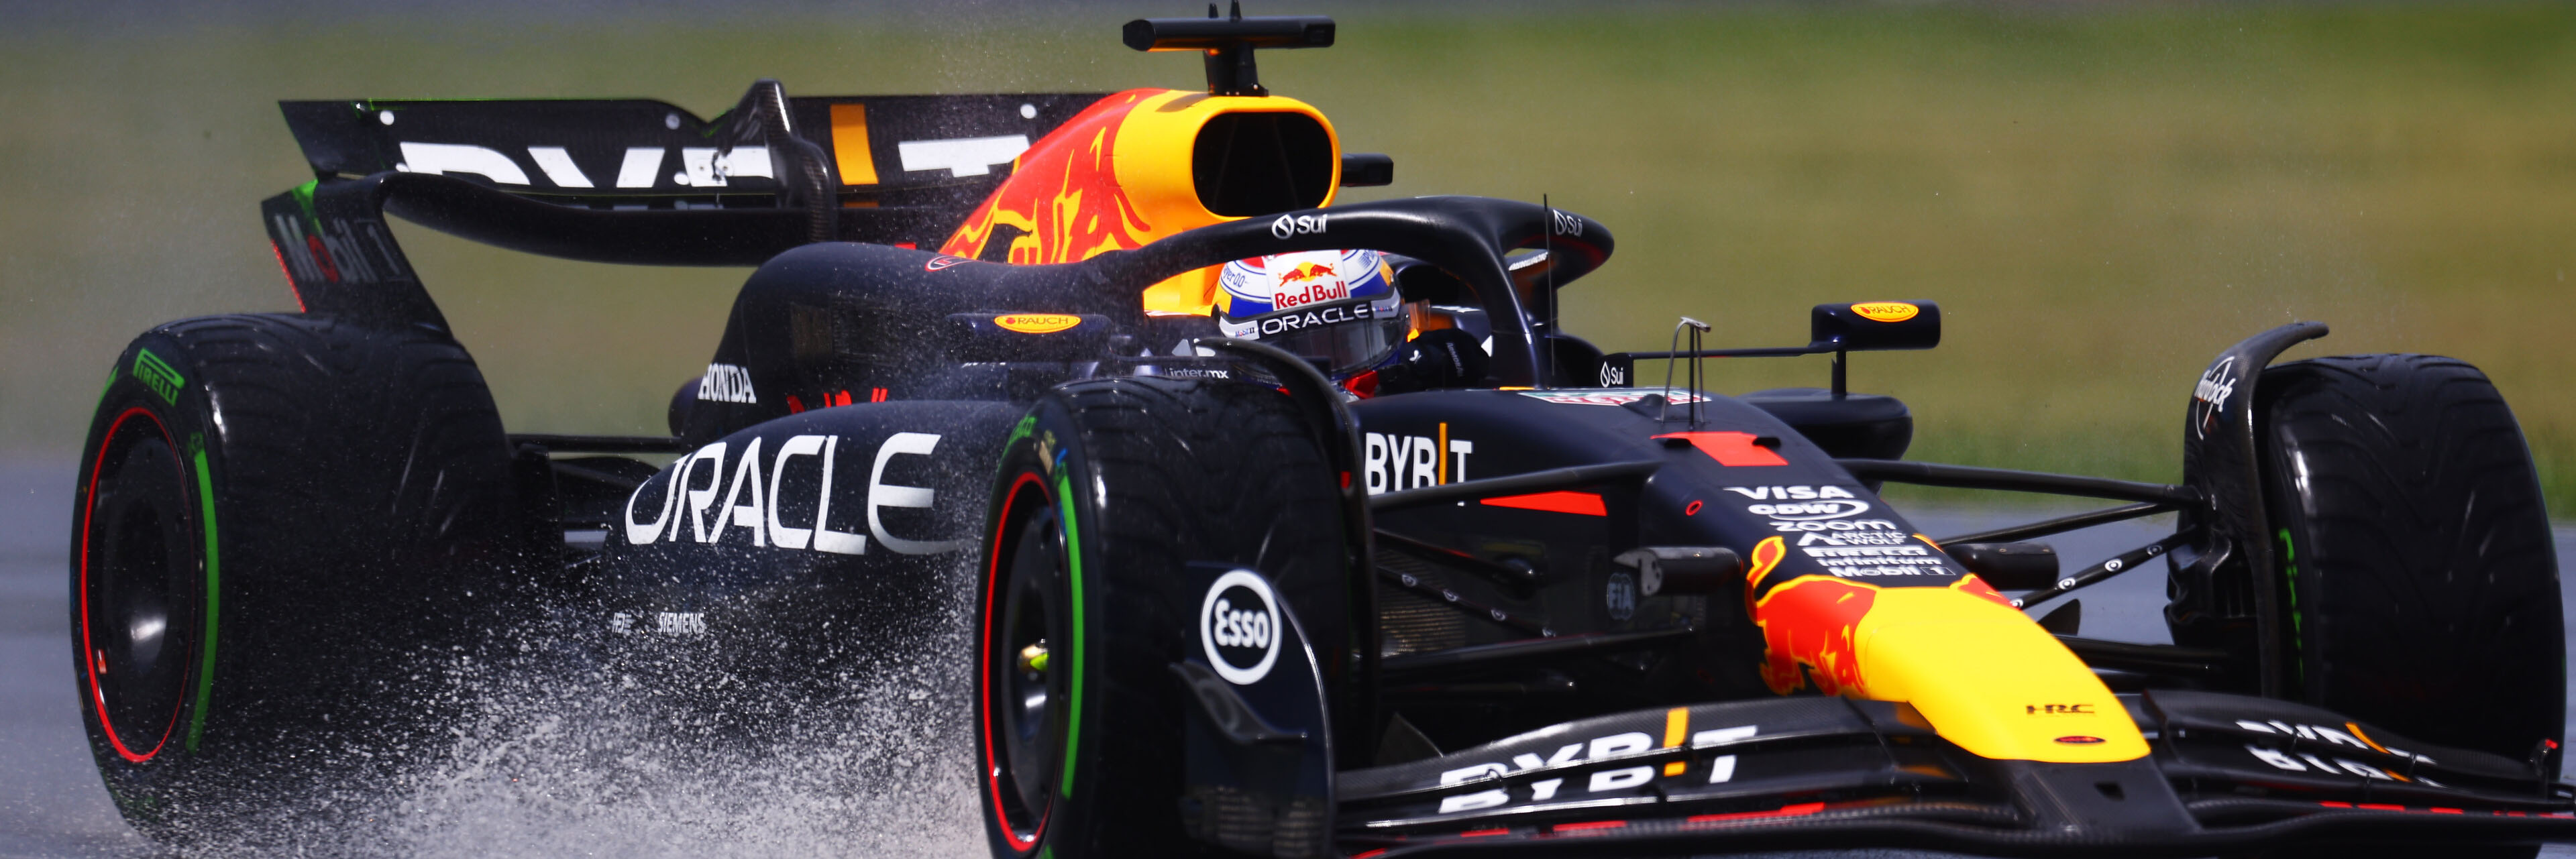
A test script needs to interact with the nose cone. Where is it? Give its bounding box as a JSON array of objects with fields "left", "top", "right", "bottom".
[{"left": 1851, "top": 586, "right": 2147, "bottom": 762}]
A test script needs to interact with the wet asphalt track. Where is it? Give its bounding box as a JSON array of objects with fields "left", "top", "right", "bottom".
[{"left": 3, "top": 458, "right": 2573, "bottom": 858}]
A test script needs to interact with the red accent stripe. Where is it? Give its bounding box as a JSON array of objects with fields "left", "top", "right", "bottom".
[
  {"left": 1652, "top": 431, "right": 1789, "bottom": 466},
  {"left": 2358, "top": 803, "right": 2404, "bottom": 811},
  {"left": 1552, "top": 820, "right": 1627, "bottom": 832},
  {"left": 1481, "top": 491, "right": 1607, "bottom": 516},
  {"left": 870, "top": 388, "right": 888, "bottom": 403},
  {"left": 1351, "top": 850, "right": 1389, "bottom": 859},
  {"left": 80, "top": 406, "right": 186, "bottom": 764},
  {"left": 979, "top": 471, "right": 1049, "bottom": 852},
  {"left": 2319, "top": 801, "right": 2355, "bottom": 808},
  {"left": 268, "top": 243, "right": 307, "bottom": 312},
  {"left": 1458, "top": 828, "right": 1509, "bottom": 838},
  {"left": 1687, "top": 801, "right": 1828, "bottom": 824},
  {"left": 1546, "top": 817, "right": 1627, "bottom": 833},
  {"left": 2431, "top": 807, "right": 2464, "bottom": 814}
]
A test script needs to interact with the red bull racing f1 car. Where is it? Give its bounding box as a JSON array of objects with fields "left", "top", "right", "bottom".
[{"left": 69, "top": 8, "right": 2569, "bottom": 857}]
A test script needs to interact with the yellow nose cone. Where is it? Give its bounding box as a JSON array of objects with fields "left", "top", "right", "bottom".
[{"left": 1854, "top": 587, "right": 2147, "bottom": 762}]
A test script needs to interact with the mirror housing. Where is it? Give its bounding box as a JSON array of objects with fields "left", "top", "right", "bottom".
[{"left": 1812, "top": 300, "right": 1940, "bottom": 351}]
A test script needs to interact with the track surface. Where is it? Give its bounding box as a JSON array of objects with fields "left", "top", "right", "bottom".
[{"left": 2, "top": 459, "right": 2570, "bottom": 857}]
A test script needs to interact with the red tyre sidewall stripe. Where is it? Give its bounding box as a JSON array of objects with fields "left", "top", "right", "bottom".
[
  {"left": 981, "top": 469, "right": 1049, "bottom": 851},
  {"left": 79, "top": 405, "right": 186, "bottom": 764}
]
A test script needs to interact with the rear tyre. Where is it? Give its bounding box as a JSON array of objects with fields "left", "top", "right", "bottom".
[
  {"left": 975, "top": 377, "right": 1345, "bottom": 859},
  {"left": 70, "top": 314, "right": 517, "bottom": 838},
  {"left": 2256, "top": 354, "right": 2561, "bottom": 766}
]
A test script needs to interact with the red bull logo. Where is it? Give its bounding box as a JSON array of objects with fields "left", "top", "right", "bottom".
[
  {"left": 940, "top": 89, "right": 1161, "bottom": 265},
  {"left": 1271, "top": 269, "right": 1349, "bottom": 310},
  {"left": 1747, "top": 551, "right": 2023, "bottom": 697},
  {"left": 1749, "top": 535, "right": 1880, "bottom": 697}
]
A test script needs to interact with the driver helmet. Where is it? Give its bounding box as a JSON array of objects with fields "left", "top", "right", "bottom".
[{"left": 1213, "top": 249, "right": 1407, "bottom": 377}]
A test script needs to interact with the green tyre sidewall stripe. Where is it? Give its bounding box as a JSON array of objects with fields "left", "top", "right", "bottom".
[
  {"left": 2277, "top": 527, "right": 2302, "bottom": 689},
  {"left": 1055, "top": 471, "right": 1085, "bottom": 799},
  {"left": 187, "top": 447, "right": 218, "bottom": 753}
]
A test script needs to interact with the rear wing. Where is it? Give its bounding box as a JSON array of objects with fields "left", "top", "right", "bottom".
[
  {"left": 260, "top": 80, "right": 1108, "bottom": 327},
  {"left": 281, "top": 87, "right": 1106, "bottom": 211}
]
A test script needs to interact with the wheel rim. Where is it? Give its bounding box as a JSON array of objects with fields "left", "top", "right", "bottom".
[
  {"left": 982, "top": 474, "right": 1067, "bottom": 849},
  {"left": 78, "top": 408, "right": 199, "bottom": 762}
]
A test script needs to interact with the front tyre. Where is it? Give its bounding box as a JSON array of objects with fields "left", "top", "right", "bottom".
[
  {"left": 975, "top": 378, "right": 1346, "bottom": 859},
  {"left": 2257, "top": 353, "right": 2562, "bottom": 766}
]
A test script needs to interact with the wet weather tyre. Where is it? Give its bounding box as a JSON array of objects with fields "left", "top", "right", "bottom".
[
  {"left": 975, "top": 377, "right": 1346, "bottom": 859},
  {"left": 69, "top": 313, "right": 517, "bottom": 838},
  {"left": 2256, "top": 354, "right": 2562, "bottom": 768}
]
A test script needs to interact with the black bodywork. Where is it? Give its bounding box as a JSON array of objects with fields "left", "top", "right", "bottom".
[{"left": 241, "top": 32, "right": 2575, "bottom": 858}]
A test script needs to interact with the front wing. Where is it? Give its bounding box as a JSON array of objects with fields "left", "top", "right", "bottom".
[{"left": 1335, "top": 689, "right": 2574, "bottom": 857}]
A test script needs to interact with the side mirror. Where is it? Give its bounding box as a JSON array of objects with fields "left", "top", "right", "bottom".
[
  {"left": 1338, "top": 153, "right": 1393, "bottom": 187},
  {"left": 1812, "top": 301, "right": 1940, "bottom": 351}
]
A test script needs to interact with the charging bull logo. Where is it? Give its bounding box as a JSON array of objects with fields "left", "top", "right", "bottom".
[
  {"left": 1747, "top": 536, "right": 1880, "bottom": 697},
  {"left": 940, "top": 89, "right": 1159, "bottom": 265},
  {"left": 1750, "top": 540, "right": 2023, "bottom": 697},
  {"left": 1279, "top": 262, "right": 1334, "bottom": 283}
]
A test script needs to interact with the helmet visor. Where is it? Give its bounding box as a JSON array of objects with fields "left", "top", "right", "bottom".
[{"left": 1266, "top": 310, "right": 1410, "bottom": 375}]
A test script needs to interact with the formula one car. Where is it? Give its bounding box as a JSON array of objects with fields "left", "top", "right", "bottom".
[{"left": 70, "top": 7, "right": 2569, "bottom": 856}]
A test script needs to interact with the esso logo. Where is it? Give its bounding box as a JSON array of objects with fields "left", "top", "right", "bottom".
[
  {"left": 1748, "top": 500, "right": 1871, "bottom": 520},
  {"left": 1200, "top": 570, "right": 1282, "bottom": 685}
]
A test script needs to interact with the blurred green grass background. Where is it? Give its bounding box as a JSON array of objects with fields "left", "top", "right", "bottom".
[{"left": 2, "top": 3, "right": 2569, "bottom": 511}]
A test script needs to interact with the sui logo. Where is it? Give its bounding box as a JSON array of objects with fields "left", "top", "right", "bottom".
[{"left": 1200, "top": 570, "right": 1283, "bottom": 685}]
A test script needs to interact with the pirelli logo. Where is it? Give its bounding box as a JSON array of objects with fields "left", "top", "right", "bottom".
[{"left": 131, "top": 349, "right": 184, "bottom": 404}]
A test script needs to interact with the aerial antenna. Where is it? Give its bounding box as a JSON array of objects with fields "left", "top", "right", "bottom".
[
  {"left": 1542, "top": 194, "right": 1556, "bottom": 389},
  {"left": 1125, "top": 5, "right": 1335, "bottom": 97},
  {"left": 1660, "top": 317, "right": 1711, "bottom": 425}
]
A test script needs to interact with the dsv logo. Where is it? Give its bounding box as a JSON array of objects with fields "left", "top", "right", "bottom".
[
  {"left": 1271, "top": 213, "right": 1329, "bottom": 240},
  {"left": 1550, "top": 209, "right": 1584, "bottom": 236},
  {"left": 1201, "top": 570, "right": 1283, "bottom": 685}
]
